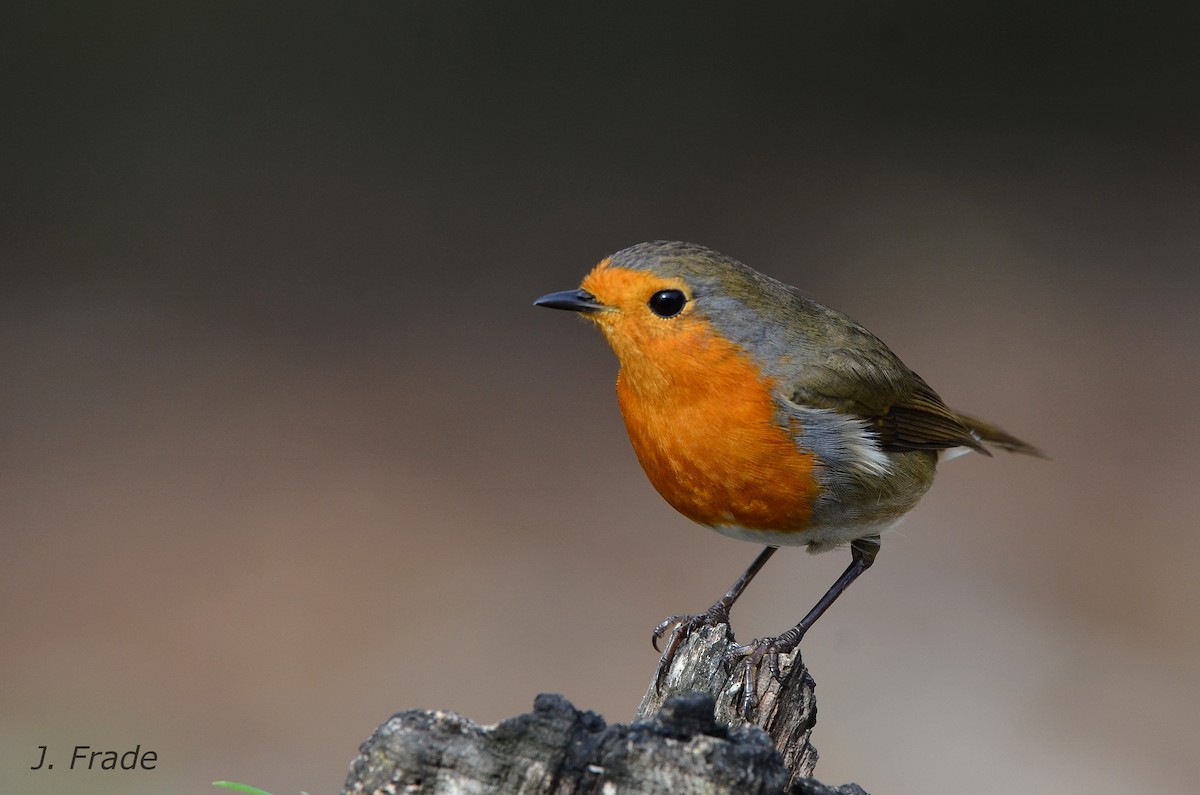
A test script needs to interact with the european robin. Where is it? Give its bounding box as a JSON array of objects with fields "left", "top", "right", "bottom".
[{"left": 535, "top": 241, "right": 1040, "bottom": 715}]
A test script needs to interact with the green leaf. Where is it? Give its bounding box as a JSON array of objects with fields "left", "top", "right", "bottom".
[{"left": 212, "top": 782, "right": 274, "bottom": 795}]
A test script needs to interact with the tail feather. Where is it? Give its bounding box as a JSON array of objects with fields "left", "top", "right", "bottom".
[{"left": 953, "top": 411, "right": 1046, "bottom": 458}]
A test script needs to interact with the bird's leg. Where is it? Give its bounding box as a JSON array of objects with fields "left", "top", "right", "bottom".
[
  {"left": 652, "top": 546, "right": 777, "bottom": 692},
  {"left": 729, "top": 535, "right": 881, "bottom": 719},
  {"left": 652, "top": 546, "right": 777, "bottom": 651}
]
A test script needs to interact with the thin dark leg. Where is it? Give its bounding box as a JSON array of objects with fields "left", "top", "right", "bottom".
[
  {"left": 717, "top": 545, "right": 779, "bottom": 607},
  {"left": 771, "top": 534, "right": 879, "bottom": 653},
  {"left": 731, "top": 535, "right": 880, "bottom": 717},
  {"left": 652, "top": 546, "right": 778, "bottom": 691},
  {"left": 652, "top": 546, "right": 777, "bottom": 650}
]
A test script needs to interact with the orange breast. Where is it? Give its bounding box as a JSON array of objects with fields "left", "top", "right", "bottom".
[{"left": 613, "top": 323, "right": 819, "bottom": 533}]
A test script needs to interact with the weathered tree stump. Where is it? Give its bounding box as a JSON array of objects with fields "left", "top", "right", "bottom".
[
  {"left": 342, "top": 621, "right": 869, "bottom": 794},
  {"left": 636, "top": 622, "right": 819, "bottom": 786}
]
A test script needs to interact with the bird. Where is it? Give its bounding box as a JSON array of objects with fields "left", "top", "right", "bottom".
[{"left": 534, "top": 240, "right": 1040, "bottom": 716}]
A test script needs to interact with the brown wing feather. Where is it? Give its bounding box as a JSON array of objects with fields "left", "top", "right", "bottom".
[
  {"left": 873, "top": 382, "right": 989, "bottom": 455},
  {"left": 788, "top": 342, "right": 988, "bottom": 455},
  {"left": 780, "top": 323, "right": 1037, "bottom": 457}
]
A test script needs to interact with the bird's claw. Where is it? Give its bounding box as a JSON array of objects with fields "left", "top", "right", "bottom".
[
  {"left": 726, "top": 636, "right": 789, "bottom": 719},
  {"left": 651, "top": 603, "right": 732, "bottom": 692},
  {"left": 651, "top": 614, "right": 690, "bottom": 653}
]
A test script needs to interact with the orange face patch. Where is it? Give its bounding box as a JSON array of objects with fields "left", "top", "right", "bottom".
[
  {"left": 579, "top": 261, "right": 695, "bottom": 365},
  {"left": 579, "top": 263, "right": 820, "bottom": 532}
]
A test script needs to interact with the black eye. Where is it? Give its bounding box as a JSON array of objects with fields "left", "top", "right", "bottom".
[{"left": 648, "top": 289, "right": 687, "bottom": 318}]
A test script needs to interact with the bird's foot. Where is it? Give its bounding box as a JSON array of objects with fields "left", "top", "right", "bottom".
[
  {"left": 727, "top": 629, "right": 803, "bottom": 719},
  {"left": 651, "top": 602, "right": 732, "bottom": 692}
]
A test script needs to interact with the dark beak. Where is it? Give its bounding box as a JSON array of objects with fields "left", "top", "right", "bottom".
[{"left": 533, "top": 289, "right": 605, "bottom": 313}]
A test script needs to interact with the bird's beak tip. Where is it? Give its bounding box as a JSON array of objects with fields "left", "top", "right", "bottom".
[{"left": 533, "top": 289, "right": 605, "bottom": 313}]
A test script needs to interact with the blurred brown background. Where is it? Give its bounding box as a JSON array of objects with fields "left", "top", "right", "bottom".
[{"left": 3, "top": 3, "right": 1198, "bottom": 794}]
